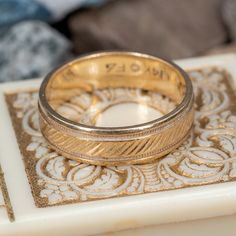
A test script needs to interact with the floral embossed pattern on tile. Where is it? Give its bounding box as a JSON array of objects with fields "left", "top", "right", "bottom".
[{"left": 5, "top": 67, "right": 236, "bottom": 208}]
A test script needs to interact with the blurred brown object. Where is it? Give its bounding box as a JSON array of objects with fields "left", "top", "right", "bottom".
[
  {"left": 69, "top": 0, "right": 227, "bottom": 59},
  {"left": 222, "top": 0, "right": 236, "bottom": 41},
  {"left": 207, "top": 43, "right": 236, "bottom": 55}
]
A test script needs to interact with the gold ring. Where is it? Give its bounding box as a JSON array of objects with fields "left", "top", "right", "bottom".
[{"left": 38, "top": 52, "right": 194, "bottom": 166}]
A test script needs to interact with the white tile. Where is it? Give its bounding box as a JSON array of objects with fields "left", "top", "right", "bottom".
[{"left": 0, "top": 54, "right": 236, "bottom": 235}]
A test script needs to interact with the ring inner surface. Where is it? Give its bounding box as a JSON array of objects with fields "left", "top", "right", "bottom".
[{"left": 45, "top": 54, "right": 186, "bottom": 128}]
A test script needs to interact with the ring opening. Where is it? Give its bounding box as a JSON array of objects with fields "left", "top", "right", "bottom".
[{"left": 42, "top": 53, "right": 188, "bottom": 129}]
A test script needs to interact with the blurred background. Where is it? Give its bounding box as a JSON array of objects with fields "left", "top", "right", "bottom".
[{"left": 0, "top": 0, "right": 236, "bottom": 83}]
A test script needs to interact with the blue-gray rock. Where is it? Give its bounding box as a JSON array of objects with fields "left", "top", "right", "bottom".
[
  {"left": 0, "top": 0, "right": 51, "bottom": 31},
  {"left": 0, "top": 0, "right": 112, "bottom": 29},
  {"left": 37, "top": 0, "right": 113, "bottom": 21},
  {"left": 0, "top": 21, "right": 72, "bottom": 82}
]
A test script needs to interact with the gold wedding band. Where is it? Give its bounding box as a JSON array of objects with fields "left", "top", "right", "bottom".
[{"left": 38, "top": 52, "right": 194, "bottom": 166}]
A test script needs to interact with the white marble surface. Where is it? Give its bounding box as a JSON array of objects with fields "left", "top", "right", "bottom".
[
  {"left": 102, "top": 214, "right": 236, "bottom": 236},
  {"left": 0, "top": 54, "right": 236, "bottom": 235}
]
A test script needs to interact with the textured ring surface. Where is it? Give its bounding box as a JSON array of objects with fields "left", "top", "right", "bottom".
[{"left": 39, "top": 52, "right": 194, "bottom": 165}]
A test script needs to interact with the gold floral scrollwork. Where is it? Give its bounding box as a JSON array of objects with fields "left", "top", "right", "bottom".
[{"left": 0, "top": 165, "right": 15, "bottom": 221}]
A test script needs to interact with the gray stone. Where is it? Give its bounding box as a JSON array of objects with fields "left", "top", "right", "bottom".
[
  {"left": 0, "top": 21, "right": 72, "bottom": 82},
  {"left": 207, "top": 42, "right": 236, "bottom": 55},
  {"left": 222, "top": 0, "right": 236, "bottom": 41},
  {"left": 69, "top": 0, "right": 227, "bottom": 59}
]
